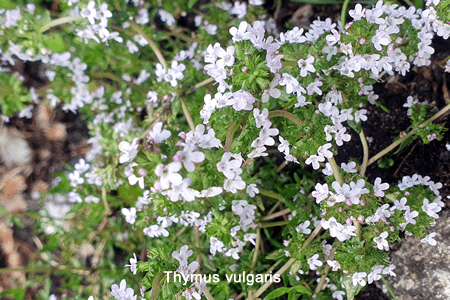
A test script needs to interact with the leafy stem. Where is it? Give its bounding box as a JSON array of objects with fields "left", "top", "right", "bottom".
[
  {"left": 149, "top": 273, "right": 165, "bottom": 300},
  {"left": 268, "top": 110, "right": 305, "bottom": 126},
  {"left": 341, "top": 0, "right": 352, "bottom": 26},
  {"left": 39, "top": 15, "right": 83, "bottom": 33},
  {"left": 224, "top": 122, "right": 241, "bottom": 152}
]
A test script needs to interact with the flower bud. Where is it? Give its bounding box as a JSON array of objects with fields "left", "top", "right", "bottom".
[
  {"left": 357, "top": 215, "right": 365, "bottom": 222},
  {"left": 138, "top": 169, "right": 147, "bottom": 176}
]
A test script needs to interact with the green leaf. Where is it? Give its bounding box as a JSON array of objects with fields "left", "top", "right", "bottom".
[
  {"left": 288, "top": 290, "right": 297, "bottom": 300},
  {"left": 0, "top": 205, "right": 6, "bottom": 216},
  {"left": 347, "top": 119, "right": 362, "bottom": 134},
  {"left": 188, "top": 0, "right": 199, "bottom": 9},
  {"left": 377, "top": 156, "right": 394, "bottom": 169},
  {"left": 375, "top": 101, "right": 390, "bottom": 113},
  {"left": 35, "top": 11, "right": 52, "bottom": 28},
  {"left": 292, "top": 285, "right": 312, "bottom": 295},
  {"left": 45, "top": 34, "right": 66, "bottom": 53},
  {"left": 263, "top": 287, "right": 291, "bottom": 300},
  {"left": 340, "top": 276, "right": 364, "bottom": 300},
  {"left": 0, "top": 288, "right": 26, "bottom": 300},
  {"left": 290, "top": 260, "right": 302, "bottom": 275},
  {"left": 11, "top": 216, "right": 24, "bottom": 229},
  {"left": 265, "top": 249, "right": 285, "bottom": 261},
  {"left": 393, "top": 135, "right": 417, "bottom": 154},
  {"left": 0, "top": 0, "right": 16, "bottom": 9}
]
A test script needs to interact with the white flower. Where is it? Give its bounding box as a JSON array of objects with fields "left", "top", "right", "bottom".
[
  {"left": 253, "top": 108, "right": 269, "bottom": 128},
  {"left": 367, "top": 265, "right": 383, "bottom": 284},
  {"left": 124, "top": 253, "right": 138, "bottom": 275},
  {"left": 278, "top": 136, "right": 290, "bottom": 155},
  {"left": 297, "top": 56, "right": 315, "bottom": 77},
  {"left": 110, "top": 279, "right": 137, "bottom": 300},
  {"left": 421, "top": 232, "right": 437, "bottom": 246},
  {"left": 349, "top": 4, "right": 365, "bottom": 21},
  {"left": 168, "top": 178, "right": 195, "bottom": 202},
  {"left": 354, "top": 109, "right": 367, "bottom": 122},
  {"left": 373, "top": 231, "right": 389, "bottom": 250},
  {"left": 332, "top": 290, "right": 346, "bottom": 300},
  {"left": 122, "top": 207, "right": 137, "bottom": 224},
  {"left": 279, "top": 73, "right": 299, "bottom": 94},
  {"left": 373, "top": 177, "right": 389, "bottom": 197},
  {"left": 119, "top": 138, "right": 139, "bottom": 164},
  {"left": 74, "top": 158, "right": 90, "bottom": 174},
  {"left": 341, "top": 161, "right": 357, "bottom": 173},
  {"left": 422, "top": 198, "right": 441, "bottom": 218},
  {"left": 172, "top": 245, "right": 193, "bottom": 266},
  {"left": 159, "top": 9, "right": 176, "bottom": 26},
  {"left": 317, "top": 143, "right": 333, "bottom": 159},
  {"left": 154, "top": 162, "right": 182, "bottom": 190},
  {"left": 215, "top": 46, "right": 235, "bottom": 68},
  {"left": 327, "top": 260, "right": 341, "bottom": 271},
  {"left": 176, "top": 145, "right": 205, "bottom": 173},
  {"left": 305, "top": 154, "right": 325, "bottom": 170},
  {"left": 312, "top": 183, "right": 329, "bottom": 204},
  {"left": 392, "top": 197, "right": 409, "bottom": 211},
  {"left": 230, "top": 22, "right": 250, "bottom": 44},
  {"left": 352, "top": 272, "right": 367, "bottom": 287},
  {"left": 246, "top": 184, "right": 259, "bottom": 197},
  {"left": 85, "top": 195, "right": 100, "bottom": 204},
  {"left": 80, "top": 1, "right": 97, "bottom": 25},
  {"left": 296, "top": 220, "right": 311, "bottom": 234},
  {"left": 382, "top": 264, "right": 396, "bottom": 277},
  {"left": 68, "top": 171, "right": 84, "bottom": 187},
  {"left": 210, "top": 237, "right": 224, "bottom": 256},
  {"left": 128, "top": 174, "right": 144, "bottom": 189},
  {"left": 307, "top": 254, "right": 323, "bottom": 270}
]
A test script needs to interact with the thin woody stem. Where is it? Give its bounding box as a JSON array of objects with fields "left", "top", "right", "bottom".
[
  {"left": 368, "top": 103, "right": 450, "bottom": 166},
  {"left": 250, "top": 229, "right": 261, "bottom": 271},
  {"left": 180, "top": 97, "right": 195, "bottom": 132},
  {"left": 314, "top": 242, "right": 339, "bottom": 296},
  {"left": 253, "top": 224, "right": 322, "bottom": 299},
  {"left": 328, "top": 156, "right": 343, "bottom": 185},
  {"left": 127, "top": 20, "right": 167, "bottom": 69},
  {"left": 359, "top": 128, "right": 369, "bottom": 177},
  {"left": 260, "top": 208, "right": 290, "bottom": 221},
  {"left": 184, "top": 77, "right": 215, "bottom": 95}
]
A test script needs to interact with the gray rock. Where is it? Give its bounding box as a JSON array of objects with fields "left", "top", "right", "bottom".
[
  {"left": 385, "top": 210, "right": 450, "bottom": 300},
  {"left": 0, "top": 126, "right": 32, "bottom": 168}
]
